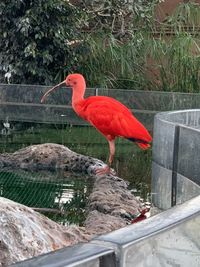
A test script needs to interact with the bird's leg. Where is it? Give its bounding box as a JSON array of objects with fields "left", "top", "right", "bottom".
[
  {"left": 108, "top": 139, "right": 115, "bottom": 166},
  {"left": 95, "top": 140, "right": 115, "bottom": 175}
]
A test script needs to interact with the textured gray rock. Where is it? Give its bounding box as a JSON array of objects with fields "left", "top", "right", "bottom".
[
  {"left": 86, "top": 174, "right": 141, "bottom": 222},
  {"left": 0, "top": 197, "right": 89, "bottom": 267},
  {"left": 0, "top": 143, "right": 105, "bottom": 173},
  {"left": 84, "top": 173, "right": 142, "bottom": 236},
  {"left": 0, "top": 143, "right": 143, "bottom": 266}
]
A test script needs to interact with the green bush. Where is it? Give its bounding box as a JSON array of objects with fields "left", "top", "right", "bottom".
[
  {"left": 146, "top": 2, "right": 200, "bottom": 92},
  {"left": 1, "top": 0, "right": 199, "bottom": 93},
  {"left": 71, "top": 0, "right": 159, "bottom": 89},
  {"left": 0, "top": 0, "right": 82, "bottom": 84},
  {"left": 78, "top": 1, "right": 200, "bottom": 92}
]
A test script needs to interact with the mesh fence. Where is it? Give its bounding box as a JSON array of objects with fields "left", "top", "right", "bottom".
[
  {"left": 1, "top": 84, "right": 200, "bottom": 129},
  {"left": 0, "top": 169, "right": 92, "bottom": 225}
]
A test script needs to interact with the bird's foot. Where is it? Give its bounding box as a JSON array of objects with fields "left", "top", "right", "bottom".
[{"left": 95, "top": 165, "right": 116, "bottom": 176}]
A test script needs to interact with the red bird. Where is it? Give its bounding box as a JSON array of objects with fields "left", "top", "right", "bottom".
[{"left": 41, "top": 74, "right": 152, "bottom": 174}]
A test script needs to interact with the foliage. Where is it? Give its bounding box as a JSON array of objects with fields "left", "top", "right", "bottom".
[
  {"left": 167, "top": 1, "right": 200, "bottom": 30},
  {"left": 73, "top": 0, "right": 160, "bottom": 89},
  {"left": 78, "top": 1, "right": 200, "bottom": 91},
  {"left": 0, "top": 0, "right": 82, "bottom": 84},
  {"left": 0, "top": 0, "right": 159, "bottom": 86},
  {"left": 147, "top": 33, "right": 200, "bottom": 92},
  {"left": 1, "top": 0, "right": 200, "bottom": 93},
  {"left": 147, "top": 1, "right": 200, "bottom": 92},
  {"left": 75, "top": 32, "right": 152, "bottom": 89},
  {"left": 76, "top": 0, "right": 158, "bottom": 36}
]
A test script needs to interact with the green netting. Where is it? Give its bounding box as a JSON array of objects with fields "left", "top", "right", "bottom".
[{"left": 0, "top": 169, "right": 92, "bottom": 225}]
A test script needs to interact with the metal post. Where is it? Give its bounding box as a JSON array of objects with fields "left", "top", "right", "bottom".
[{"left": 171, "top": 125, "right": 180, "bottom": 207}]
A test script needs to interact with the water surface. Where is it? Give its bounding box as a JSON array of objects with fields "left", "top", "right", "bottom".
[{"left": 0, "top": 169, "right": 92, "bottom": 225}]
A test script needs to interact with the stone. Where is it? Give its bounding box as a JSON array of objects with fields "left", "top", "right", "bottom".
[
  {"left": 0, "top": 143, "right": 105, "bottom": 174},
  {"left": 0, "top": 197, "right": 89, "bottom": 267}
]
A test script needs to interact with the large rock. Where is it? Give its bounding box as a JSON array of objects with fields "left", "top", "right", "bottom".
[
  {"left": 0, "top": 143, "right": 105, "bottom": 173},
  {"left": 0, "top": 197, "right": 89, "bottom": 267}
]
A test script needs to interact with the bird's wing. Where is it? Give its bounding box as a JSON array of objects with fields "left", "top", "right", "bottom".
[{"left": 82, "top": 96, "right": 151, "bottom": 143}]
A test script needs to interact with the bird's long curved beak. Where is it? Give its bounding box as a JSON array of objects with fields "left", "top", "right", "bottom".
[{"left": 41, "top": 81, "right": 66, "bottom": 103}]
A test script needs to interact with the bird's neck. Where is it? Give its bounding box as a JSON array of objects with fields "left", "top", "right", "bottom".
[{"left": 71, "top": 84, "right": 85, "bottom": 112}]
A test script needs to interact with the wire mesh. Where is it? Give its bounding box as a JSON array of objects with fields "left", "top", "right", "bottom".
[
  {"left": 1, "top": 84, "right": 200, "bottom": 129},
  {"left": 0, "top": 169, "right": 92, "bottom": 225}
]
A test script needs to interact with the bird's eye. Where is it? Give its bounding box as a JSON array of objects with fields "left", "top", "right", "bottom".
[{"left": 74, "top": 81, "right": 77, "bottom": 85}]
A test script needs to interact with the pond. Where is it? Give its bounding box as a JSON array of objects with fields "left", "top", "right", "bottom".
[
  {"left": 0, "top": 122, "right": 152, "bottom": 225},
  {"left": 0, "top": 169, "right": 92, "bottom": 225}
]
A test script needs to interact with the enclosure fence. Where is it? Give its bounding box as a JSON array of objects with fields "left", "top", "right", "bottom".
[{"left": 2, "top": 83, "right": 200, "bottom": 130}]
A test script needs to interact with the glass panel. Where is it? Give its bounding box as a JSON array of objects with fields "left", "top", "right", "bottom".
[
  {"left": 0, "top": 84, "right": 96, "bottom": 105},
  {"left": 125, "top": 214, "right": 200, "bottom": 267},
  {"left": 151, "top": 162, "right": 172, "bottom": 210},
  {"left": 95, "top": 196, "right": 200, "bottom": 267},
  {"left": 152, "top": 116, "right": 175, "bottom": 169},
  {"left": 97, "top": 89, "right": 200, "bottom": 112},
  {"left": 167, "top": 109, "right": 200, "bottom": 128},
  {"left": 176, "top": 174, "right": 200, "bottom": 205},
  {"left": 178, "top": 126, "right": 200, "bottom": 185},
  {"left": 2, "top": 85, "right": 200, "bottom": 127}
]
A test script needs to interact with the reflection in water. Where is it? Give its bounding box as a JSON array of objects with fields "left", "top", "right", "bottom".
[{"left": 0, "top": 170, "right": 93, "bottom": 225}]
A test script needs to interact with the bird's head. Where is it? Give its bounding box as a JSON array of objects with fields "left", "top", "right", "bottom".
[
  {"left": 41, "top": 73, "right": 86, "bottom": 103},
  {"left": 65, "top": 73, "right": 85, "bottom": 88}
]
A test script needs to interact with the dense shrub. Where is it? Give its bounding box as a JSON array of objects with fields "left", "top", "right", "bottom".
[
  {"left": 78, "top": 1, "right": 200, "bottom": 92},
  {"left": 0, "top": 0, "right": 82, "bottom": 84},
  {"left": 0, "top": 0, "right": 158, "bottom": 86}
]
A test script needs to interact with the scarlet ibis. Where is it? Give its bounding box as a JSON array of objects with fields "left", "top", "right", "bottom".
[{"left": 41, "top": 74, "right": 152, "bottom": 175}]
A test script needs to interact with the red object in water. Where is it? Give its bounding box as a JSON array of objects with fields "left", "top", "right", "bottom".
[{"left": 41, "top": 74, "right": 152, "bottom": 174}]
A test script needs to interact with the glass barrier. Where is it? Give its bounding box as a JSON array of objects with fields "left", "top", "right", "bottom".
[
  {"left": 178, "top": 126, "right": 200, "bottom": 185},
  {"left": 152, "top": 109, "right": 200, "bottom": 210},
  {"left": 94, "top": 195, "right": 200, "bottom": 267},
  {"left": 177, "top": 173, "right": 200, "bottom": 205},
  {"left": 151, "top": 162, "right": 172, "bottom": 210},
  {"left": 124, "top": 211, "right": 200, "bottom": 267}
]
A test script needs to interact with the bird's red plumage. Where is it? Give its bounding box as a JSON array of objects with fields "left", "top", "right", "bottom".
[
  {"left": 41, "top": 73, "right": 152, "bottom": 174},
  {"left": 74, "top": 96, "right": 152, "bottom": 147}
]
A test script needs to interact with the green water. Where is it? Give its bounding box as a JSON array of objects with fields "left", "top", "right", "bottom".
[
  {"left": 0, "top": 122, "right": 152, "bottom": 225},
  {"left": 0, "top": 169, "right": 92, "bottom": 225}
]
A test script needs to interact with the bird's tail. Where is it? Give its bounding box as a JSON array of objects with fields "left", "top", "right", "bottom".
[
  {"left": 136, "top": 142, "right": 151, "bottom": 150},
  {"left": 126, "top": 138, "right": 151, "bottom": 150}
]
